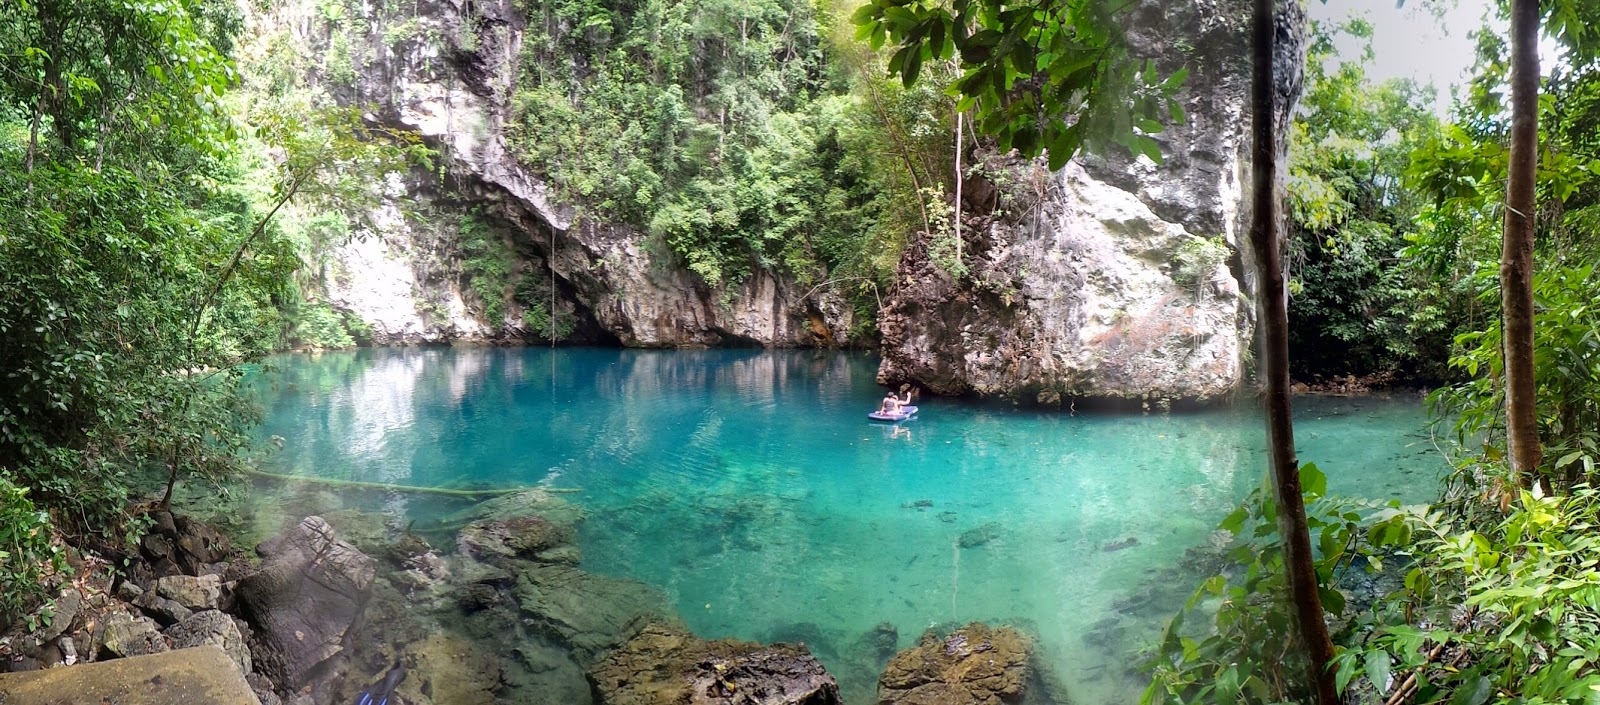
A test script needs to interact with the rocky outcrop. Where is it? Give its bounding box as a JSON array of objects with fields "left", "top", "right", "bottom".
[
  {"left": 588, "top": 623, "right": 843, "bottom": 705},
  {"left": 242, "top": 0, "right": 856, "bottom": 348},
  {"left": 234, "top": 516, "right": 377, "bottom": 699},
  {"left": 515, "top": 563, "right": 675, "bottom": 664},
  {"left": 0, "top": 645, "right": 263, "bottom": 705},
  {"left": 166, "top": 610, "right": 253, "bottom": 676},
  {"left": 97, "top": 610, "right": 169, "bottom": 659},
  {"left": 876, "top": 624, "right": 1034, "bottom": 705},
  {"left": 877, "top": 0, "right": 1308, "bottom": 403}
]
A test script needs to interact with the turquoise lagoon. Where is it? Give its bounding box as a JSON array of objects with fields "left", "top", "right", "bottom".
[{"left": 251, "top": 347, "right": 1446, "bottom": 704}]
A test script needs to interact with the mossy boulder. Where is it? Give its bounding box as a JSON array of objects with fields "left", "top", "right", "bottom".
[
  {"left": 459, "top": 516, "right": 576, "bottom": 562},
  {"left": 588, "top": 623, "right": 842, "bottom": 705},
  {"left": 513, "top": 563, "right": 674, "bottom": 664},
  {"left": 877, "top": 623, "right": 1033, "bottom": 705}
]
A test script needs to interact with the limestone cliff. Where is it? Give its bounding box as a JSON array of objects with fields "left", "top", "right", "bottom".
[
  {"left": 876, "top": 0, "right": 1308, "bottom": 403},
  {"left": 245, "top": 0, "right": 856, "bottom": 348}
]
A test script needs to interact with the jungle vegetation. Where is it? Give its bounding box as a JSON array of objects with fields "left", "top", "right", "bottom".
[{"left": 4, "top": 1, "right": 1600, "bottom": 704}]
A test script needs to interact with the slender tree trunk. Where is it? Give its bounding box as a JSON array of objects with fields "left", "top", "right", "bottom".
[
  {"left": 954, "top": 110, "right": 964, "bottom": 265},
  {"left": 1503, "top": 0, "right": 1542, "bottom": 485},
  {"left": 1251, "top": 0, "right": 1337, "bottom": 702}
]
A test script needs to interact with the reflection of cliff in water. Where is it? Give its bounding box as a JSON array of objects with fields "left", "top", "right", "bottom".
[{"left": 246, "top": 348, "right": 1443, "bottom": 705}]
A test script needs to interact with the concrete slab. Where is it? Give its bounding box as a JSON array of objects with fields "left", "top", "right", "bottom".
[{"left": 0, "top": 644, "right": 261, "bottom": 705}]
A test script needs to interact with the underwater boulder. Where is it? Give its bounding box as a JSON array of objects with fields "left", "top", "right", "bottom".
[
  {"left": 877, "top": 623, "right": 1033, "bottom": 705},
  {"left": 513, "top": 563, "right": 675, "bottom": 665},
  {"left": 448, "top": 489, "right": 586, "bottom": 530},
  {"left": 459, "top": 516, "right": 576, "bottom": 562},
  {"left": 234, "top": 516, "right": 376, "bottom": 700},
  {"left": 957, "top": 523, "right": 1004, "bottom": 549},
  {"left": 588, "top": 623, "right": 843, "bottom": 705}
]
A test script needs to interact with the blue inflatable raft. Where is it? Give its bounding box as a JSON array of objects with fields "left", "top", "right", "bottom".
[{"left": 868, "top": 405, "right": 917, "bottom": 422}]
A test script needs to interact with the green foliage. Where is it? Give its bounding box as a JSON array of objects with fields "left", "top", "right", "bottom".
[
  {"left": 0, "top": 0, "right": 423, "bottom": 567},
  {"left": 1172, "top": 235, "right": 1227, "bottom": 294},
  {"left": 508, "top": 0, "right": 859, "bottom": 291},
  {"left": 0, "top": 159, "right": 283, "bottom": 535},
  {"left": 1144, "top": 463, "right": 1411, "bottom": 704},
  {"left": 516, "top": 274, "right": 578, "bottom": 341},
  {"left": 1432, "top": 266, "right": 1600, "bottom": 491},
  {"left": 282, "top": 298, "right": 358, "bottom": 349},
  {"left": 919, "top": 184, "right": 966, "bottom": 279},
  {"left": 1412, "top": 5, "right": 1600, "bottom": 490},
  {"left": 1284, "top": 20, "right": 1457, "bottom": 380},
  {"left": 0, "top": 0, "right": 241, "bottom": 163},
  {"left": 459, "top": 211, "right": 515, "bottom": 325},
  {"left": 0, "top": 475, "right": 64, "bottom": 625},
  {"left": 1337, "top": 487, "right": 1600, "bottom": 704},
  {"left": 852, "top": 0, "right": 1186, "bottom": 169}
]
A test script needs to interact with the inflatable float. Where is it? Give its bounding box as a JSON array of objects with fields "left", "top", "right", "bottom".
[{"left": 868, "top": 405, "right": 917, "bottom": 422}]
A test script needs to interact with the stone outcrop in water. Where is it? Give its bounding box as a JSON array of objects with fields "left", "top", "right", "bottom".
[
  {"left": 234, "top": 516, "right": 377, "bottom": 700},
  {"left": 877, "top": 623, "right": 1034, "bottom": 705},
  {"left": 876, "top": 0, "right": 1308, "bottom": 403},
  {"left": 588, "top": 623, "right": 843, "bottom": 705},
  {"left": 515, "top": 563, "right": 676, "bottom": 664}
]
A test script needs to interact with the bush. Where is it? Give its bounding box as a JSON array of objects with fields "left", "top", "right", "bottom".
[
  {"left": 0, "top": 474, "right": 64, "bottom": 626},
  {"left": 1336, "top": 486, "right": 1600, "bottom": 703},
  {"left": 1144, "top": 463, "right": 1412, "bottom": 704}
]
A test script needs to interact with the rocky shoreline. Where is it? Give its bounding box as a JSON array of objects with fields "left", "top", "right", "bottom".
[{"left": 0, "top": 485, "right": 1058, "bottom": 705}]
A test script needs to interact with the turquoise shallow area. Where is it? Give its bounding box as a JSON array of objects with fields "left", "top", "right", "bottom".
[{"left": 252, "top": 347, "right": 1445, "bottom": 704}]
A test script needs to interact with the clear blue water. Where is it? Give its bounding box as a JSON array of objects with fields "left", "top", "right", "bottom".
[{"left": 252, "top": 347, "right": 1445, "bottom": 703}]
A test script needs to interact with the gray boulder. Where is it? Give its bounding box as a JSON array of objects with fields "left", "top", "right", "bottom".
[
  {"left": 234, "top": 516, "right": 376, "bottom": 697},
  {"left": 514, "top": 563, "right": 673, "bottom": 664},
  {"left": 589, "top": 623, "right": 842, "bottom": 705},
  {"left": 157, "top": 574, "right": 222, "bottom": 610},
  {"left": 167, "top": 610, "right": 252, "bottom": 676},
  {"left": 97, "top": 610, "right": 168, "bottom": 659},
  {"left": 133, "top": 590, "right": 194, "bottom": 627}
]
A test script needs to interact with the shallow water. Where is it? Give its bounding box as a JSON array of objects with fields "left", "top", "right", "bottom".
[{"left": 251, "top": 347, "right": 1444, "bottom": 704}]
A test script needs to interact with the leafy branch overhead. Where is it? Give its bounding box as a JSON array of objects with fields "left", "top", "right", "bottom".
[{"left": 851, "top": 0, "right": 1187, "bottom": 168}]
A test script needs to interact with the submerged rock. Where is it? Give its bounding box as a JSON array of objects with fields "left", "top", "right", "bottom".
[
  {"left": 859, "top": 622, "right": 900, "bottom": 662},
  {"left": 234, "top": 516, "right": 376, "bottom": 697},
  {"left": 359, "top": 633, "right": 501, "bottom": 705},
  {"left": 450, "top": 489, "right": 586, "bottom": 529},
  {"left": 589, "top": 623, "right": 842, "bottom": 705},
  {"left": 877, "top": 623, "right": 1033, "bottom": 705},
  {"left": 957, "top": 523, "right": 1003, "bottom": 549},
  {"left": 459, "top": 516, "right": 576, "bottom": 562},
  {"left": 1100, "top": 537, "right": 1140, "bottom": 553},
  {"left": 514, "top": 562, "right": 674, "bottom": 664}
]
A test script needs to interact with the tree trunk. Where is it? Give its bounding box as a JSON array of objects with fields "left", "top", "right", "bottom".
[
  {"left": 1251, "top": 0, "right": 1337, "bottom": 702},
  {"left": 1503, "top": 0, "right": 1542, "bottom": 485}
]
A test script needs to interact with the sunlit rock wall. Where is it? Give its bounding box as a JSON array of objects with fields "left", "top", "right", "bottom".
[
  {"left": 242, "top": 0, "right": 855, "bottom": 348},
  {"left": 876, "top": 0, "right": 1308, "bottom": 403}
]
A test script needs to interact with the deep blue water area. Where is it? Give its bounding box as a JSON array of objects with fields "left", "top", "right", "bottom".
[{"left": 250, "top": 347, "right": 1445, "bottom": 704}]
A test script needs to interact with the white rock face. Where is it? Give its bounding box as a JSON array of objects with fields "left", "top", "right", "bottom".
[
  {"left": 323, "top": 185, "right": 489, "bottom": 344},
  {"left": 248, "top": 0, "right": 854, "bottom": 347},
  {"left": 877, "top": 0, "right": 1306, "bottom": 402}
]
